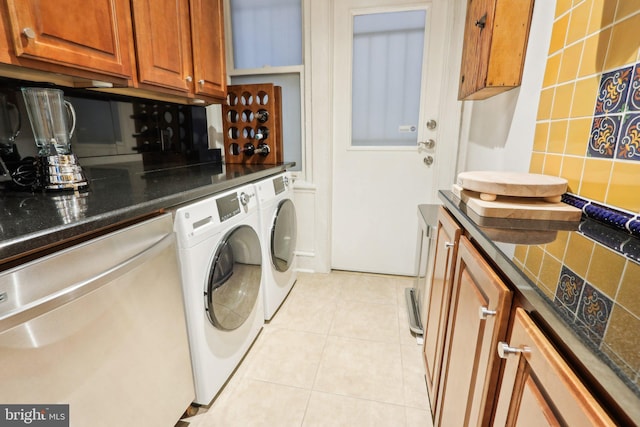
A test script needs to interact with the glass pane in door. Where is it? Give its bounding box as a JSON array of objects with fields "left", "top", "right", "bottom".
[{"left": 351, "top": 10, "right": 427, "bottom": 147}]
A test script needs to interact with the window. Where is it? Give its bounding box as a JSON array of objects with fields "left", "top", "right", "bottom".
[{"left": 227, "top": 0, "right": 304, "bottom": 171}]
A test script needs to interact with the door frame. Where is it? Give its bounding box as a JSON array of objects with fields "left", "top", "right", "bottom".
[{"left": 328, "top": 0, "right": 465, "bottom": 273}]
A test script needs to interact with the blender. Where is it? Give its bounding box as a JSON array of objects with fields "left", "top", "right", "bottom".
[{"left": 21, "top": 87, "right": 88, "bottom": 191}]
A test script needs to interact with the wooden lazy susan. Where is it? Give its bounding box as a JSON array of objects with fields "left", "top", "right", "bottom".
[{"left": 454, "top": 171, "right": 582, "bottom": 222}]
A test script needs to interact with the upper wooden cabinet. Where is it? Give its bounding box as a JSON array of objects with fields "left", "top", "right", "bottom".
[
  {"left": 458, "top": 0, "right": 534, "bottom": 100},
  {"left": 1, "top": 0, "right": 134, "bottom": 82},
  {"left": 130, "top": 0, "right": 227, "bottom": 101},
  {"left": 493, "top": 308, "right": 616, "bottom": 426}
]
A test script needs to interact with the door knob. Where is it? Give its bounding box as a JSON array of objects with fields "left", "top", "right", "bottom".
[
  {"left": 22, "top": 27, "right": 36, "bottom": 39},
  {"left": 418, "top": 139, "right": 435, "bottom": 149},
  {"left": 423, "top": 156, "right": 434, "bottom": 166}
]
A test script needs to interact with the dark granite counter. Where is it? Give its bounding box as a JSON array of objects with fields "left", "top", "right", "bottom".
[
  {"left": 0, "top": 161, "right": 293, "bottom": 263},
  {"left": 438, "top": 190, "right": 640, "bottom": 425}
]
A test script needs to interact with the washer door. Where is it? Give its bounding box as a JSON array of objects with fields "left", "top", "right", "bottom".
[
  {"left": 271, "top": 199, "right": 297, "bottom": 272},
  {"left": 205, "top": 225, "right": 262, "bottom": 331}
]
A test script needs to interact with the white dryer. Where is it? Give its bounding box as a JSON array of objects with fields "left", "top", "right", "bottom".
[
  {"left": 174, "top": 184, "right": 264, "bottom": 405},
  {"left": 255, "top": 172, "right": 298, "bottom": 320}
]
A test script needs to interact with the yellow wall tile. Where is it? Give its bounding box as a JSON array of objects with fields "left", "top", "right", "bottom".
[
  {"left": 556, "top": 0, "right": 573, "bottom": 17},
  {"left": 571, "top": 76, "right": 599, "bottom": 118},
  {"left": 548, "top": 120, "right": 568, "bottom": 153},
  {"left": 586, "top": 245, "right": 625, "bottom": 298},
  {"left": 579, "top": 30, "right": 610, "bottom": 77},
  {"left": 617, "top": 261, "right": 640, "bottom": 317},
  {"left": 604, "top": 13, "right": 640, "bottom": 70},
  {"left": 565, "top": 118, "right": 591, "bottom": 155},
  {"left": 615, "top": 0, "right": 640, "bottom": 20},
  {"left": 560, "top": 155, "right": 585, "bottom": 193},
  {"left": 551, "top": 83, "right": 575, "bottom": 119},
  {"left": 606, "top": 161, "right": 640, "bottom": 212},
  {"left": 538, "top": 253, "right": 563, "bottom": 293},
  {"left": 580, "top": 158, "right": 612, "bottom": 202},
  {"left": 543, "top": 153, "right": 563, "bottom": 176},
  {"left": 529, "top": 152, "right": 544, "bottom": 173},
  {"left": 558, "top": 42, "right": 584, "bottom": 83},
  {"left": 524, "top": 246, "right": 544, "bottom": 277},
  {"left": 566, "top": 1, "right": 591, "bottom": 45},
  {"left": 549, "top": 14, "right": 571, "bottom": 55},
  {"left": 588, "top": 0, "right": 617, "bottom": 35},
  {"left": 533, "top": 122, "right": 549, "bottom": 152},
  {"left": 537, "top": 88, "right": 555, "bottom": 121},
  {"left": 604, "top": 306, "right": 640, "bottom": 373},
  {"left": 543, "top": 53, "right": 561, "bottom": 88},
  {"left": 564, "top": 233, "right": 595, "bottom": 276},
  {"left": 544, "top": 231, "right": 569, "bottom": 260},
  {"left": 514, "top": 245, "right": 528, "bottom": 264}
]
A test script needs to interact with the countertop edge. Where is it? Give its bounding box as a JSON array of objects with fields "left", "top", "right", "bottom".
[
  {"left": 1, "top": 163, "right": 293, "bottom": 263},
  {"left": 438, "top": 190, "right": 640, "bottom": 425}
]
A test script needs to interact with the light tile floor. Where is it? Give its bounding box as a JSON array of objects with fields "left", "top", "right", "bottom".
[{"left": 179, "top": 270, "right": 433, "bottom": 427}]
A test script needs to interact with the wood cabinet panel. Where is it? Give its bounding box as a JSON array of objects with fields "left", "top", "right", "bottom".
[
  {"left": 422, "top": 206, "right": 461, "bottom": 417},
  {"left": 435, "top": 235, "right": 512, "bottom": 426},
  {"left": 2, "top": 0, "right": 133, "bottom": 79},
  {"left": 131, "top": 0, "right": 192, "bottom": 93},
  {"left": 458, "top": 0, "right": 534, "bottom": 100},
  {"left": 190, "top": 0, "right": 227, "bottom": 99},
  {"left": 493, "top": 308, "right": 615, "bottom": 426}
]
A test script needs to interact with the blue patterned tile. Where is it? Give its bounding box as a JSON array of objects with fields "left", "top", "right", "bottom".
[
  {"left": 576, "top": 282, "right": 613, "bottom": 340},
  {"left": 628, "top": 63, "right": 640, "bottom": 112},
  {"left": 594, "top": 66, "right": 633, "bottom": 116},
  {"left": 617, "top": 113, "right": 640, "bottom": 160},
  {"left": 554, "top": 266, "right": 585, "bottom": 314},
  {"left": 588, "top": 115, "right": 621, "bottom": 158}
]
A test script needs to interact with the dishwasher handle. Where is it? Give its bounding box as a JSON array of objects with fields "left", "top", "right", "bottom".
[{"left": 0, "top": 231, "right": 175, "bottom": 333}]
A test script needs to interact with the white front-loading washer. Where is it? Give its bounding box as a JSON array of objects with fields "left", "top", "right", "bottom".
[
  {"left": 255, "top": 172, "right": 297, "bottom": 320},
  {"left": 173, "top": 184, "right": 264, "bottom": 405}
]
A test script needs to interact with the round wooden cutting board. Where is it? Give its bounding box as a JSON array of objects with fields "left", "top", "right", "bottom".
[{"left": 456, "top": 171, "right": 568, "bottom": 200}]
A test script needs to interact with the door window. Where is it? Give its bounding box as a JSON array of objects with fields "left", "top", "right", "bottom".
[{"left": 351, "top": 10, "right": 427, "bottom": 147}]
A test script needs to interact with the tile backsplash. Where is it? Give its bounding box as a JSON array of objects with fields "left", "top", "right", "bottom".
[
  {"left": 531, "top": 0, "right": 640, "bottom": 213},
  {"left": 518, "top": 0, "right": 640, "bottom": 390}
]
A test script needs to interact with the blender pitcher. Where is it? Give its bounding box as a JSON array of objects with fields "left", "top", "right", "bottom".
[{"left": 21, "top": 87, "right": 76, "bottom": 156}]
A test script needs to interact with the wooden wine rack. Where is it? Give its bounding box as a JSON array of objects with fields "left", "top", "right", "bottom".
[{"left": 222, "top": 83, "right": 283, "bottom": 165}]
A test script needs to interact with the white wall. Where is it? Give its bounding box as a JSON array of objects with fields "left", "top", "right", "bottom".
[{"left": 457, "top": 1, "right": 556, "bottom": 174}]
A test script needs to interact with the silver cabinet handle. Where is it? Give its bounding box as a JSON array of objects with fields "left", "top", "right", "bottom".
[
  {"left": 444, "top": 242, "right": 454, "bottom": 249},
  {"left": 198, "top": 79, "right": 205, "bottom": 85},
  {"left": 497, "top": 342, "right": 530, "bottom": 359},
  {"left": 186, "top": 76, "right": 193, "bottom": 82},
  {"left": 479, "top": 306, "right": 497, "bottom": 319},
  {"left": 22, "top": 27, "right": 36, "bottom": 39}
]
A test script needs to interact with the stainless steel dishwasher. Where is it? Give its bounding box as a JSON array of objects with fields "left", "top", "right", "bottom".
[{"left": 0, "top": 213, "right": 194, "bottom": 427}]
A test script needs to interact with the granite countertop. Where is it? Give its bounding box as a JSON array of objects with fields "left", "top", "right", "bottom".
[
  {"left": 437, "top": 190, "right": 640, "bottom": 425},
  {"left": 0, "top": 161, "right": 293, "bottom": 263}
]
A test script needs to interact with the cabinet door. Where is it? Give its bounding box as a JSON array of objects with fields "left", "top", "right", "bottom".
[
  {"left": 458, "top": 0, "right": 494, "bottom": 99},
  {"left": 131, "top": 0, "right": 192, "bottom": 93},
  {"left": 189, "top": 0, "right": 227, "bottom": 100},
  {"left": 493, "top": 308, "right": 616, "bottom": 426},
  {"left": 435, "top": 235, "right": 512, "bottom": 426},
  {"left": 422, "top": 207, "right": 461, "bottom": 416},
  {"left": 3, "top": 0, "right": 133, "bottom": 78}
]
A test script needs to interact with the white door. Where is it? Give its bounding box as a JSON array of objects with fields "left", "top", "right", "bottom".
[{"left": 332, "top": 0, "right": 454, "bottom": 275}]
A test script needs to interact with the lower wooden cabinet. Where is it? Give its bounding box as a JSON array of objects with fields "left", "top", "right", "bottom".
[
  {"left": 434, "top": 235, "right": 512, "bottom": 426},
  {"left": 422, "top": 206, "right": 461, "bottom": 415},
  {"left": 493, "top": 308, "right": 615, "bottom": 426},
  {"left": 423, "top": 208, "right": 619, "bottom": 426}
]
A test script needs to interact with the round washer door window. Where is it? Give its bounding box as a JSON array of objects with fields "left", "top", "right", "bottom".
[
  {"left": 205, "top": 225, "right": 262, "bottom": 330},
  {"left": 271, "top": 199, "right": 297, "bottom": 272}
]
